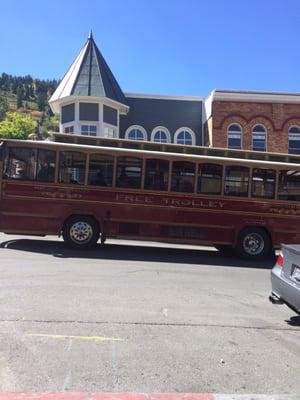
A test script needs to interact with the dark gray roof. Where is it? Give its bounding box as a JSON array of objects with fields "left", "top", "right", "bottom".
[
  {"left": 120, "top": 96, "right": 203, "bottom": 145},
  {"left": 49, "top": 32, "right": 128, "bottom": 107}
]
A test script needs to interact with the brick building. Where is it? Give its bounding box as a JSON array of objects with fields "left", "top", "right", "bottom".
[{"left": 204, "top": 90, "right": 300, "bottom": 154}]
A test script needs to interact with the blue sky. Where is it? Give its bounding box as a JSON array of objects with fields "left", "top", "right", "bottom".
[{"left": 0, "top": 0, "right": 300, "bottom": 96}]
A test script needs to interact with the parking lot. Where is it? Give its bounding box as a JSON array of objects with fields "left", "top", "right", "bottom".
[{"left": 0, "top": 232, "right": 299, "bottom": 394}]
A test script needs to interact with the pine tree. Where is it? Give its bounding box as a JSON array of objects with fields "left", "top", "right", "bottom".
[
  {"left": 36, "top": 91, "right": 47, "bottom": 111},
  {"left": 16, "top": 87, "right": 23, "bottom": 109},
  {"left": 0, "top": 95, "right": 8, "bottom": 120},
  {"left": 0, "top": 72, "right": 60, "bottom": 113}
]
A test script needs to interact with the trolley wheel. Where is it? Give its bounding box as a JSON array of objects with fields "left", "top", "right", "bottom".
[
  {"left": 63, "top": 215, "right": 100, "bottom": 249},
  {"left": 235, "top": 227, "right": 272, "bottom": 260}
]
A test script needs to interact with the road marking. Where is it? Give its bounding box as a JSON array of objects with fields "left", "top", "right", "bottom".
[
  {"left": 162, "top": 307, "right": 168, "bottom": 317},
  {"left": 61, "top": 369, "right": 72, "bottom": 392},
  {"left": 61, "top": 338, "right": 72, "bottom": 392},
  {"left": 111, "top": 341, "right": 119, "bottom": 391},
  {"left": 26, "top": 333, "right": 124, "bottom": 342}
]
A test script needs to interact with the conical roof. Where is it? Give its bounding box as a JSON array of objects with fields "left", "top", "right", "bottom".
[{"left": 49, "top": 32, "right": 128, "bottom": 106}]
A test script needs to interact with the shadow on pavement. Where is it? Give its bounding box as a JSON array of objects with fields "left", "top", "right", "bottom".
[
  {"left": 285, "top": 315, "right": 300, "bottom": 326},
  {"left": 0, "top": 237, "right": 275, "bottom": 269}
]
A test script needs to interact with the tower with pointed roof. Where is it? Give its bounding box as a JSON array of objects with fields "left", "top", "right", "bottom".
[
  {"left": 49, "top": 32, "right": 129, "bottom": 138},
  {"left": 49, "top": 33, "right": 204, "bottom": 145}
]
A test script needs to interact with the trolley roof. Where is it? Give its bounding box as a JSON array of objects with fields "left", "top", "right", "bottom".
[
  {"left": 1, "top": 133, "right": 300, "bottom": 169},
  {"left": 51, "top": 132, "right": 300, "bottom": 165}
]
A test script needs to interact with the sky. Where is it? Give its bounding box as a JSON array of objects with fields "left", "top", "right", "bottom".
[{"left": 0, "top": 0, "right": 300, "bottom": 97}]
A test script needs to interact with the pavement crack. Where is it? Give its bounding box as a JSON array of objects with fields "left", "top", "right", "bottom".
[{"left": 0, "top": 318, "right": 298, "bottom": 332}]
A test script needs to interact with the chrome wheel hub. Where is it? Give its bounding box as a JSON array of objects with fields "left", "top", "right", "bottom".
[
  {"left": 70, "top": 221, "right": 93, "bottom": 244},
  {"left": 243, "top": 233, "right": 264, "bottom": 256}
]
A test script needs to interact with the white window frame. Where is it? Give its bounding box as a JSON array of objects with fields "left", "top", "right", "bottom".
[
  {"left": 288, "top": 125, "right": 300, "bottom": 134},
  {"left": 174, "top": 127, "right": 196, "bottom": 146},
  {"left": 252, "top": 124, "right": 267, "bottom": 152},
  {"left": 103, "top": 123, "right": 116, "bottom": 138},
  {"left": 60, "top": 100, "right": 77, "bottom": 134},
  {"left": 63, "top": 124, "right": 74, "bottom": 134},
  {"left": 80, "top": 124, "right": 98, "bottom": 136},
  {"left": 227, "top": 123, "right": 242, "bottom": 149},
  {"left": 150, "top": 126, "right": 171, "bottom": 143},
  {"left": 102, "top": 103, "right": 119, "bottom": 138},
  {"left": 125, "top": 125, "right": 147, "bottom": 141}
]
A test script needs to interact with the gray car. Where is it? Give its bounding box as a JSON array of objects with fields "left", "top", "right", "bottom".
[{"left": 270, "top": 244, "right": 300, "bottom": 315}]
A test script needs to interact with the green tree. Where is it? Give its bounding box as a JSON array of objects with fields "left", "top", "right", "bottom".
[
  {"left": 42, "top": 115, "right": 59, "bottom": 136},
  {"left": 16, "top": 87, "right": 23, "bottom": 109},
  {"left": 0, "top": 112, "right": 37, "bottom": 139},
  {"left": 0, "top": 95, "right": 8, "bottom": 120},
  {"left": 36, "top": 91, "right": 47, "bottom": 111}
]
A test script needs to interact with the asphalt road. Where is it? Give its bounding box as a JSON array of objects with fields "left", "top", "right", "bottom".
[{"left": 0, "top": 232, "right": 299, "bottom": 394}]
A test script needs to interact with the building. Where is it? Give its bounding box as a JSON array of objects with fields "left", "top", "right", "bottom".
[
  {"left": 49, "top": 32, "right": 204, "bottom": 146},
  {"left": 204, "top": 90, "right": 300, "bottom": 154},
  {"left": 49, "top": 33, "right": 300, "bottom": 154}
]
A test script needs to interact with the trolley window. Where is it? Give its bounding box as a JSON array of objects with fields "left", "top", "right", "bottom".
[
  {"left": 224, "top": 165, "right": 249, "bottom": 197},
  {"left": 88, "top": 154, "right": 114, "bottom": 187},
  {"left": 59, "top": 151, "right": 86, "bottom": 185},
  {"left": 278, "top": 170, "right": 300, "bottom": 201},
  {"left": 116, "top": 157, "right": 142, "bottom": 189},
  {"left": 36, "top": 149, "right": 56, "bottom": 183},
  {"left": 198, "top": 163, "right": 222, "bottom": 195},
  {"left": 3, "top": 147, "right": 36, "bottom": 181},
  {"left": 171, "top": 161, "right": 195, "bottom": 193},
  {"left": 144, "top": 159, "right": 169, "bottom": 191},
  {"left": 251, "top": 168, "right": 275, "bottom": 199}
]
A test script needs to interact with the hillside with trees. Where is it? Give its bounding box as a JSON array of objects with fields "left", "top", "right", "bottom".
[{"left": 0, "top": 72, "right": 60, "bottom": 139}]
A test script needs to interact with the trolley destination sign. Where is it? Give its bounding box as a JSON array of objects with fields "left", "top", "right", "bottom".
[{"left": 115, "top": 193, "right": 226, "bottom": 209}]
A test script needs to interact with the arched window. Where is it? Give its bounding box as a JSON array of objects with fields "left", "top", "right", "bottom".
[
  {"left": 174, "top": 128, "right": 195, "bottom": 146},
  {"left": 227, "top": 124, "right": 242, "bottom": 149},
  {"left": 288, "top": 126, "right": 300, "bottom": 154},
  {"left": 151, "top": 127, "right": 171, "bottom": 143},
  {"left": 125, "top": 125, "right": 147, "bottom": 141},
  {"left": 252, "top": 124, "right": 267, "bottom": 152}
]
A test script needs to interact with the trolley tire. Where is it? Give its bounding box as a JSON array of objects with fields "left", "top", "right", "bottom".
[
  {"left": 235, "top": 227, "right": 272, "bottom": 260},
  {"left": 62, "top": 215, "right": 100, "bottom": 249}
]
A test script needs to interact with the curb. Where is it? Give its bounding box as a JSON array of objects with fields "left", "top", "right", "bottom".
[{"left": 0, "top": 394, "right": 297, "bottom": 400}]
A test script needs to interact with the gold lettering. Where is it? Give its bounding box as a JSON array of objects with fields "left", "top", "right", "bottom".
[
  {"left": 171, "top": 199, "right": 181, "bottom": 206},
  {"left": 145, "top": 196, "right": 154, "bottom": 203},
  {"left": 135, "top": 195, "right": 145, "bottom": 203},
  {"left": 124, "top": 195, "right": 134, "bottom": 202},
  {"left": 192, "top": 200, "right": 205, "bottom": 207},
  {"left": 181, "top": 199, "right": 191, "bottom": 206}
]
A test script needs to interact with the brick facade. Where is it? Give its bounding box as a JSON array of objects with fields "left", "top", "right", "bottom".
[{"left": 207, "top": 96, "right": 300, "bottom": 153}]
